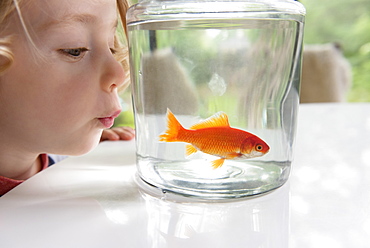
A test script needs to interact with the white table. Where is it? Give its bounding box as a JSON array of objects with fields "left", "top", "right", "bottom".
[{"left": 1, "top": 103, "right": 369, "bottom": 248}]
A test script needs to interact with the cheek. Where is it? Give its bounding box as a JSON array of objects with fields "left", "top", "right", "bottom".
[
  {"left": 44, "top": 68, "right": 99, "bottom": 111},
  {"left": 13, "top": 69, "right": 100, "bottom": 133}
]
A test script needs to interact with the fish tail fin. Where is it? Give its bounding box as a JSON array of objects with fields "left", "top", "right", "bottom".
[{"left": 159, "top": 109, "right": 185, "bottom": 142}]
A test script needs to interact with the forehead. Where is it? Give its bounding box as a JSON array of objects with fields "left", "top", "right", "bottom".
[{"left": 21, "top": 0, "right": 117, "bottom": 31}]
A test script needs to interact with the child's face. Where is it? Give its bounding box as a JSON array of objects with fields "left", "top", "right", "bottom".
[{"left": 0, "top": 0, "right": 127, "bottom": 155}]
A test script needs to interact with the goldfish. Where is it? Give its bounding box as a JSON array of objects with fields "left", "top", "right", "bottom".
[{"left": 159, "top": 109, "right": 270, "bottom": 169}]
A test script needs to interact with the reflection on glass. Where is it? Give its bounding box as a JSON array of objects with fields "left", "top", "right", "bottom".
[{"left": 138, "top": 181, "right": 290, "bottom": 247}]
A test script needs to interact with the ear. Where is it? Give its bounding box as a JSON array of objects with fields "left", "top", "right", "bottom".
[{"left": 0, "top": 42, "right": 14, "bottom": 74}]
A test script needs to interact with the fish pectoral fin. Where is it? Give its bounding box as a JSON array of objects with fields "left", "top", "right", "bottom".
[
  {"left": 186, "top": 144, "right": 198, "bottom": 156},
  {"left": 211, "top": 158, "right": 225, "bottom": 169}
]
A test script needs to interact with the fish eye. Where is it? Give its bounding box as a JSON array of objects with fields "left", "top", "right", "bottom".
[{"left": 256, "top": 144, "right": 263, "bottom": 151}]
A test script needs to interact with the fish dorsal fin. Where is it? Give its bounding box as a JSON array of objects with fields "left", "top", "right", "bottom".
[{"left": 189, "top": 112, "right": 230, "bottom": 130}]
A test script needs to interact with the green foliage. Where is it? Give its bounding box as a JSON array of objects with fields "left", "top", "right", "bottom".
[
  {"left": 113, "top": 91, "right": 135, "bottom": 128},
  {"left": 301, "top": 0, "right": 370, "bottom": 101}
]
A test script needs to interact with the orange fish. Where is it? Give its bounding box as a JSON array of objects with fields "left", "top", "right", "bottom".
[{"left": 159, "top": 109, "right": 270, "bottom": 169}]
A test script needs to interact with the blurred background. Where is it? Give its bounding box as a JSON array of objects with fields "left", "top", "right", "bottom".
[
  {"left": 300, "top": 0, "right": 370, "bottom": 102},
  {"left": 115, "top": 0, "right": 370, "bottom": 127}
]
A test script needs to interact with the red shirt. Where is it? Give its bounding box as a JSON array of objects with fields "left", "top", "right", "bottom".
[{"left": 0, "top": 154, "right": 49, "bottom": 196}]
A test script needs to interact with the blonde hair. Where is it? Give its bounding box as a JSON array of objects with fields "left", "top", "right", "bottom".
[
  {"left": 116, "top": 0, "right": 131, "bottom": 90},
  {"left": 0, "top": 0, "right": 131, "bottom": 88},
  {"left": 0, "top": 0, "right": 16, "bottom": 74}
]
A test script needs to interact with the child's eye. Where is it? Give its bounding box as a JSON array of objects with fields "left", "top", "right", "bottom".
[{"left": 59, "top": 48, "right": 89, "bottom": 60}]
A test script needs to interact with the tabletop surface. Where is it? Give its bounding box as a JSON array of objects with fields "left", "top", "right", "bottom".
[{"left": 1, "top": 103, "right": 370, "bottom": 248}]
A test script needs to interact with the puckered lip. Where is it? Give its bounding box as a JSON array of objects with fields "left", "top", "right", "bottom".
[
  {"left": 97, "top": 109, "right": 122, "bottom": 129},
  {"left": 98, "top": 109, "right": 122, "bottom": 119}
]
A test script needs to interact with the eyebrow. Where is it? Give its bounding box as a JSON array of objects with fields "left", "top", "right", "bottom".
[{"left": 38, "top": 13, "right": 118, "bottom": 32}]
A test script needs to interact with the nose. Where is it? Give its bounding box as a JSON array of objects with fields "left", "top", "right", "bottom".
[{"left": 100, "top": 52, "right": 127, "bottom": 93}]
